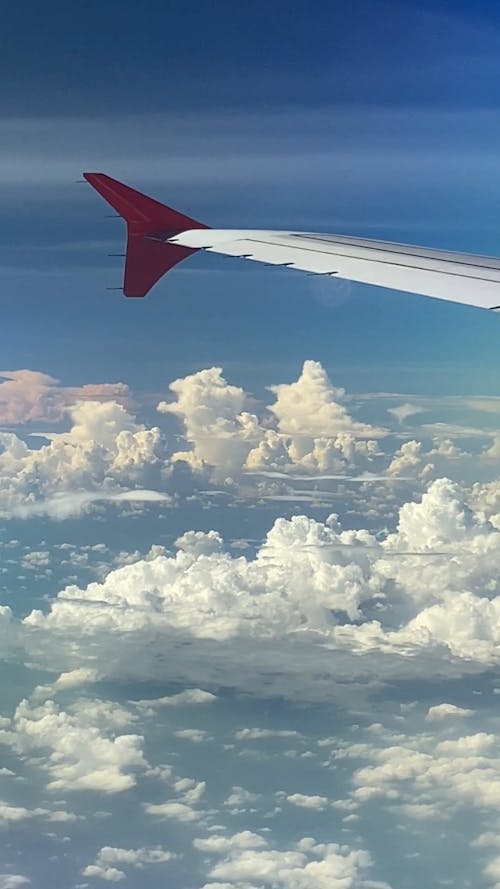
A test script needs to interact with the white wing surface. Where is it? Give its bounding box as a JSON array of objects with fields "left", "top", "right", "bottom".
[{"left": 171, "top": 229, "right": 500, "bottom": 312}]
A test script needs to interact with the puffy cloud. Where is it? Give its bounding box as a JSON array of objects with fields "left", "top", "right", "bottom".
[
  {"left": 158, "top": 366, "right": 257, "bottom": 475},
  {"left": 194, "top": 831, "right": 267, "bottom": 853},
  {"left": 94, "top": 846, "right": 176, "bottom": 865},
  {"left": 0, "top": 878, "right": 30, "bottom": 889},
  {"left": 81, "top": 864, "right": 125, "bottom": 882},
  {"left": 21, "top": 550, "right": 50, "bottom": 569},
  {"left": 0, "top": 369, "right": 130, "bottom": 426},
  {"left": 0, "top": 801, "right": 77, "bottom": 824},
  {"left": 175, "top": 530, "right": 224, "bottom": 557},
  {"left": 386, "top": 437, "right": 471, "bottom": 482},
  {"left": 172, "top": 778, "right": 207, "bottom": 805},
  {"left": 23, "top": 515, "right": 382, "bottom": 644},
  {"left": 268, "top": 360, "right": 382, "bottom": 439},
  {"left": 234, "top": 729, "right": 301, "bottom": 741},
  {"left": 142, "top": 772, "right": 207, "bottom": 823},
  {"left": 334, "top": 721, "right": 500, "bottom": 818},
  {"left": 386, "top": 441, "right": 427, "bottom": 478},
  {"left": 285, "top": 793, "right": 329, "bottom": 810},
  {"left": 386, "top": 477, "right": 487, "bottom": 551},
  {"left": 0, "top": 400, "right": 166, "bottom": 517},
  {"left": 384, "top": 426, "right": 500, "bottom": 491},
  {"left": 158, "top": 361, "right": 385, "bottom": 479},
  {"left": 30, "top": 667, "right": 101, "bottom": 703},
  {"left": 53, "top": 668, "right": 100, "bottom": 692},
  {"left": 174, "top": 729, "right": 211, "bottom": 743},
  {"left": 471, "top": 478, "right": 500, "bottom": 529},
  {"left": 425, "top": 703, "right": 474, "bottom": 721},
  {"left": 144, "top": 801, "right": 201, "bottom": 822},
  {"left": 223, "top": 788, "right": 261, "bottom": 810},
  {"left": 134, "top": 688, "right": 217, "bottom": 714},
  {"left": 198, "top": 832, "right": 386, "bottom": 889},
  {"left": 82, "top": 846, "right": 177, "bottom": 882},
  {"left": 0, "top": 697, "right": 146, "bottom": 793}
]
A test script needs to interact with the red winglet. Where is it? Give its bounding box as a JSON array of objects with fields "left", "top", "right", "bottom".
[{"left": 83, "top": 173, "right": 209, "bottom": 297}]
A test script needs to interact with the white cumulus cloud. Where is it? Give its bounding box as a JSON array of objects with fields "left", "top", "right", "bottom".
[
  {"left": 0, "top": 878, "right": 30, "bottom": 889},
  {"left": 285, "top": 793, "right": 329, "bottom": 810},
  {"left": 0, "top": 400, "right": 165, "bottom": 518},
  {"left": 0, "top": 696, "right": 146, "bottom": 794},
  {"left": 158, "top": 361, "right": 385, "bottom": 479},
  {"left": 82, "top": 845, "right": 178, "bottom": 882},
  {"left": 198, "top": 832, "right": 387, "bottom": 889},
  {"left": 425, "top": 703, "right": 475, "bottom": 721}
]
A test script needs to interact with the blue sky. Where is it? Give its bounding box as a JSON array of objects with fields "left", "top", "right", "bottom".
[
  {"left": 2, "top": 0, "right": 500, "bottom": 398},
  {"left": 4, "top": 0, "right": 500, "bottom": 113},
  {"left": 3, "top": 3, "right": 500, "bottom": 889}
]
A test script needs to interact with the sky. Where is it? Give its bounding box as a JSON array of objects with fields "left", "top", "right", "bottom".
[{"left": 2, "top": 2, "right": 500, "bottom": 888}]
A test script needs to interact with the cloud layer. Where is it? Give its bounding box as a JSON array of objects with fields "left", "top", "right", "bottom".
[
  {"left": 14, "top": 476, "right": 500, "bottom": 705},
  {"left": 3, "top": 360, "right": 500, "bottom": 519}
]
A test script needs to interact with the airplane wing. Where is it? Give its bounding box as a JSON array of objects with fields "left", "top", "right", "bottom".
[{"left": 84, "top": 173, "right": 500, "bottom": 311}]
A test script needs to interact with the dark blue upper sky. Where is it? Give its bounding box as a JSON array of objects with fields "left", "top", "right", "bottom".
[{"left": 4, "top": 0, "right": 500, "bottom": 115}]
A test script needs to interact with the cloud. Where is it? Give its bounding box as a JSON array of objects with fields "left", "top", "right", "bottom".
[
  {"left": 0, "top": 606, "right": 21, "bottom": 660},
  {"left": 81, "top": 864, "right": 125, "bottom": 882},
  {"left": 158, "top": 361, "right": 385, "bottom": 480},
  {"left": 267, "top": 360, "right": 383, "bottom": 439},
  {"left": 144, "top": 801, "right": 201, "bottom": 822},
  {"left": 0, "top": 801, "right": 77, "bottom": 825},
  {"left": 0, "top": 878, "right": 30, "bottom": 889},
  {"left": 0, "top": 400, "right": 166, "bottom": 517},
  {"left": 142, "top": 772, "right": 207, "bottom": 823},
  {"left": 386, "top": 438, "right": 473, "bottom": 482},
  {"left": 133, "top": 688, "right": 217, "bottom": 715},
  {"left": 17, "top": 476, "right": 500, "bottom": 705},
  {"left": 82, "top": 846, "right": 178, "bottom": 882},
  {"left": 94, "top": 846, "right": 177, "bottom": 865},
  {"left": 0, "top": 369, "right": 130, "bottom": 426},
  {"left": 223, "top": 788, "right": 261, "bottom": 810},
  {"left": 198, "top": 832, "right": 388, "bottom": 889},
  {"left": 234, "top": 729, "right": 301, "bottom": 741},
  {"left": 4, "top": 362, "right": 497, "bottom": 520},
  {"left": 0, "top": 696, "right": 146, "bottom": 793},
  {"left": 174, "top": 729, "right": 211, "bottom": 743},
  {"left": 387, "top": 403, "right": 423, "bottom": 424},
  {"left": 334, "top": 720, "right": 500, "bottom": 819},
  {"left": 52, "top": 668, "right": 100, "bottom": 691},
  {"left": 462, "top": 397, "right": 500, "bottom": 414},
  {"left": 285, "top": 793, "right": 329, "bottom": 810},
  {"left": 194, "top": 831, "right": 267, "bottom": 854},
  {"left": 425, "top": 703, "right": 475, "bottom": 721}
]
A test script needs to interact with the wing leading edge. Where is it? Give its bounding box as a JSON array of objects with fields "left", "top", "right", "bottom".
[{"left": 84, "top": 173, "right": 500, "bottom": 311}]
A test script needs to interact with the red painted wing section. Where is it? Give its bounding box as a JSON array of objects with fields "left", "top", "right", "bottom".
[{"left": 83, "top": 173, "right": 209, "bottom": 297}]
